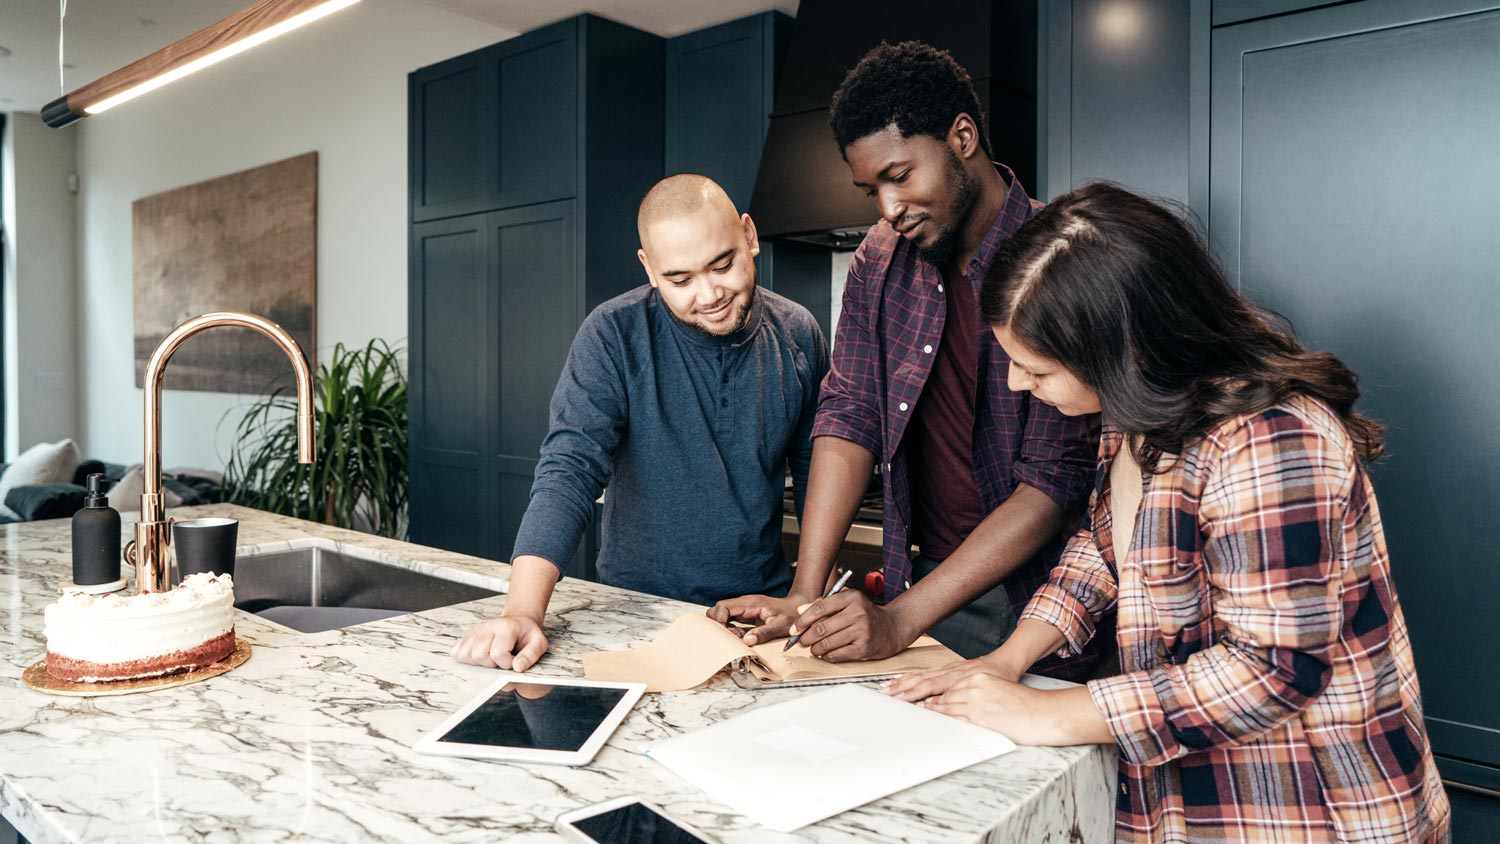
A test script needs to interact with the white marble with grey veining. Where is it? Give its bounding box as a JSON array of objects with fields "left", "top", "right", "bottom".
[{"left": 1, "top": 504, "right": 1115, "bottom": 843}]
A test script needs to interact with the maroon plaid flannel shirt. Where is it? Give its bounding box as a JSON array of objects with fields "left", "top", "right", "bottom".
[{"left": 812, "top": 167, "right": 1101, "bottom": 675}]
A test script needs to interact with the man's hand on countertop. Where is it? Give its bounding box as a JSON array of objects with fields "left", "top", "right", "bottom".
[
  {"left": 451, "top": 614, "right": 549, "bottom": 672},
  {"left": 452, "top": 553, "right": 562, "bottom": 671}
]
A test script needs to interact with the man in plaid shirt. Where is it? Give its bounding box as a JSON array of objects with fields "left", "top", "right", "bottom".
[{"left": 710, "top": 42, "right": 1104, "bottom": 678}]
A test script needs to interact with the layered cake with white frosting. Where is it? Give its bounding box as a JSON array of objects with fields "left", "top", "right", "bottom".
[{"left": 43, "top": 573, "right": 237, "bottom": 683}]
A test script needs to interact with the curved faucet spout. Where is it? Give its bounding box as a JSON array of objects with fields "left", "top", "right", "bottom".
[{"left": 131, "top": 312, "right": 316, "bottom": 592}]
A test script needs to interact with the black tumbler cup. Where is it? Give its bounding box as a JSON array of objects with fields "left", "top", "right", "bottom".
[{"left": 173, "top": 517, "right": 239, "bottom": 579}]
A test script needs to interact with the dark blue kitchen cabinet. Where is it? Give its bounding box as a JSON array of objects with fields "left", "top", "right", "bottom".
[
  {"left": 410, "top": 22, "right": 579, "bottom": 223},
  {"left": 408, "top": 215, "right": 490, "bottom": 558},
  {"left": 408, "top": 52, "right": 492, "bottom": 222},
  {"left": 1040, "top": 0, "right": 1194, "bottom": 203},
  {"left": 665, "top": 12, "right": 790, "bottom": 211},
  {"left": 1205, "top": 0, "right": 1500, "bottom": 815},
  {"left": 663, "top": 13, "right": 833, "bottom": 340},
  {"left": 409, "top": 16, "right": 662, "bottom": 570},
  {"left": 492, "top": 25, "right": 579, "bottom": 210},
  {"left": 490, "top": 200, "right": 579, "bottom": 563}
]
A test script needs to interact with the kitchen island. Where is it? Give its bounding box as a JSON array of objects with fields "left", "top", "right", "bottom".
[{"left": 1, "top": 505, "right": 1114, "bottom": 843}]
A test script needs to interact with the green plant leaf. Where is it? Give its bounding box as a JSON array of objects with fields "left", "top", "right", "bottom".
[{"left": 222, "top": 339, "right": 408, "bottom": 538}]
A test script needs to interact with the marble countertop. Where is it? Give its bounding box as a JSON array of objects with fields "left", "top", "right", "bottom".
[{"left": 1, "top": 504, "right": 1114, "bottom": 843}]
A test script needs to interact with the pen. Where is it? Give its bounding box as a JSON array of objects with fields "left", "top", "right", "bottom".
[{"left": 783, "top": 568, "right": 854, "bottom": 652}]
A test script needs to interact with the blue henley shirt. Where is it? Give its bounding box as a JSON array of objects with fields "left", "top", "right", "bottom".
[{"left": 510, "top": 285, "right": 828, "bottom": 606}]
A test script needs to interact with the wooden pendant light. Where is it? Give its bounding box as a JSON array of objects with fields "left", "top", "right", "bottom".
[{"left": 43, "top": 0, "right": 362, "bottom": 128}]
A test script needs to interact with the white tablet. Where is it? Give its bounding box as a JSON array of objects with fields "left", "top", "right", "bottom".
[{"left": 413, "top": 673, "right": 646, "bottom": 766}]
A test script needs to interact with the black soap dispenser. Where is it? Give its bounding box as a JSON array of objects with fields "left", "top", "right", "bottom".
[{"left": 72, "top": 473, "right": 121, "bottom": 586}]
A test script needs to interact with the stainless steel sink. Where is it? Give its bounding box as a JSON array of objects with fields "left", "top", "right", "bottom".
[{"left": 232, "top": 544, "right": 501, "bottom": 633}]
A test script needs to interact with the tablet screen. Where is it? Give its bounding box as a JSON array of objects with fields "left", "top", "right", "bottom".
[{"left": 436, "top": 682, "right": 630, "bottom": 752}]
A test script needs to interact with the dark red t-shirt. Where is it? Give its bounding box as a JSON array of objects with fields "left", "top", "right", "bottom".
[{"left": 907, "top": 265, "right": 986, "bottom": 559}]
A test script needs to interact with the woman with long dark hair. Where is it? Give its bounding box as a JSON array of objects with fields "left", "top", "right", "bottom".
[{"left": 887, "top": 183, "right": 1450, "bottom": 843}]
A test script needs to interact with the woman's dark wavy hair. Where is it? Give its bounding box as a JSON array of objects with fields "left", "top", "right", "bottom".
[
  {"left": 830, "top": 41, "right": 990, "bottom": 158},
  {"left": 980, "top": 182, "right": 1384, "bottom": 468}
]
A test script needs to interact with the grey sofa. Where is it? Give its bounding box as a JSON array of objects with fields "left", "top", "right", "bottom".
[{"left": 0, "top": 461, "right": 223, "bottom": 523}]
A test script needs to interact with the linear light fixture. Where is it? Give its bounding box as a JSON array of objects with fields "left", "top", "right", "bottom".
[{"left": 43, "top": 0, "right": 362, "bottom": 128}]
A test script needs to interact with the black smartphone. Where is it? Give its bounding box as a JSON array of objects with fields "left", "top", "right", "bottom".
[{"left": 554, "top": 797, "right": 717, "bottom": 844}]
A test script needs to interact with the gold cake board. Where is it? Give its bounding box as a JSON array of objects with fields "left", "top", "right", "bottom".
[{"left": 22, "top": 639, "right": 251, "bottom": 697}]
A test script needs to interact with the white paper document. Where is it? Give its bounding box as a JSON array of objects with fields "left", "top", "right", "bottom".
[{"left": 645, "top": 684, "right": 1018, "bottom": 832}]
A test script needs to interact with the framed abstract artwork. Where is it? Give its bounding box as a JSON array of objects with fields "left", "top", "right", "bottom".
[{"left": 132, "top": 151, "right": 317, "bottom": 393}]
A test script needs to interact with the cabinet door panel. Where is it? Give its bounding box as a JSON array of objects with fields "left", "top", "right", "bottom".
[
  {"left": 492, "top": 28, "right": 578, "bottom": 208},
  {"left": 410, "top": 55, "right": 495, "bottom": 222},
  {"left": 411, "top": 460, "right": 487, "bottom": 558},
  {"left": 1044, "top": 0, "right": 1191, "bottom": 203},
  {"left": 492, "top": 202, "right": 579, "bottom": 458},
  {"left": 489, "top": 202, "right": 579, "bottom": 561},
  {"left": 414, "top": 227, "right": 486, "bottom": 453},
  {"left": 1210, "top": 0, "right": 1500, "bottom": 768},
  {"left": 665, "top": 18, "right": 767, "bottom": 210},
  {"left": 409, "top": 216, "right": 490, "bottom": 554}
]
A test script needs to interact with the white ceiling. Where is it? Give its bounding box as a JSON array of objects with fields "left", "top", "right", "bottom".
[{"left": 0, "top": 0, "right": 798, "bottom": 113}]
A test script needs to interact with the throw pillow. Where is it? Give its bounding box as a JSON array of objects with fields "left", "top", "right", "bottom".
[
  {"left": 5, "top": 483, "right": 88, "bottom": 521},
  {"left": 108, "top": 465, "right": 184, "bottom": 513},
  {"left": 0, "top": 439, "right": 82, "bottom": 519},
  {"left": 163, "top": 478, "right": 206, "bottom": 507}
]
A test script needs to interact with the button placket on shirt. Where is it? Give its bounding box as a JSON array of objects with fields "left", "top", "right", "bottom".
[
  {"left": 902, "top": 279, "right": 939, "bottom": 411},
  {"left": 716, "top": 349, "right": 731, "bottom": 421},
  {"left": 889, "top": 275, "right": 943, "bottom": 432}
]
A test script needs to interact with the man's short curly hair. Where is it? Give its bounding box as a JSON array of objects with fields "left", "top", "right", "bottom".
[{"left": 830, "top": 41, "right": 990, "bottom": 157}]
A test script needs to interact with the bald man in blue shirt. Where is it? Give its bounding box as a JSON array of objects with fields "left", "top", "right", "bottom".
[{"left": 452, "top": 174, "right": 828, "bottom": 673}]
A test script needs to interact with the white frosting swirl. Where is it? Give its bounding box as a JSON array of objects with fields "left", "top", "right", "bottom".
[{"left": 57, "top": 591, "right": 95, "bottom": 609}]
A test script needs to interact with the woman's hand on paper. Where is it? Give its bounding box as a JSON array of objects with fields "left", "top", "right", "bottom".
[
  {"left": 919, "top": 673, "right": 1051, "bottom": 741},
  {"left": 451, "top": 614, "right": 549, "bottom": 672},
  {"left": 922, "top": 676, "right": 1114, "bottom": 746},
  {"left": 884, "top": 653, "right": 1021, "bottom": 702}
]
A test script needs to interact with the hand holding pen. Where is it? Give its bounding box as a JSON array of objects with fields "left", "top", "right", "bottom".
[{"left": 783, "top": 568, "right": 854, "bottom": 652}]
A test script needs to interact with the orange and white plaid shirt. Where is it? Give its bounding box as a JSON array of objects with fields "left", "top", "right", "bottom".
[{"left": 1020, "top": 394, "right": 1451, "bottom": 843}]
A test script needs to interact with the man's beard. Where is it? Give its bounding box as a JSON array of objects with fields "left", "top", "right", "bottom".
[
  {"left": 683, "top": 286, "right": 756, "bottom": 337},
  {"left": 914, "top": 151, "right": 979, "bottom": 268}
]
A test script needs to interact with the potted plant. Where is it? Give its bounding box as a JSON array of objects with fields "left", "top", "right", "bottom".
[{"left": 223, "top": 338, "right": 408, "bottom": 538}]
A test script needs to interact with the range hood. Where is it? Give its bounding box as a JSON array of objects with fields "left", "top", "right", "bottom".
[{"left": 749, "top": 0, "right": 1037, "bottom": 249}]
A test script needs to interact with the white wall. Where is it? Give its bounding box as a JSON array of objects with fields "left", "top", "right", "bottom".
[
  {"left": 3, "top": 112, "right": 80, "bottom": 458},
  {"left": 74, "top": 0, "right": 512, "bottom": 470}
]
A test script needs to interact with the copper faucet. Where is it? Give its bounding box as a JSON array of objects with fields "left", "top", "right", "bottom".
[{"left": 126, "top": 312, "right": 315, "bottom": 593}]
